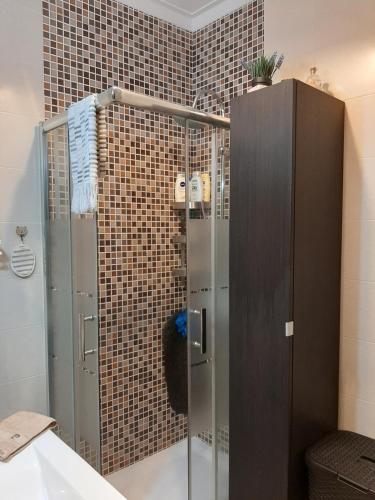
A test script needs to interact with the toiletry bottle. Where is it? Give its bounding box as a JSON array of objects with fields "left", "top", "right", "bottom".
[
  {"left": 175, "top": 173, "right": 186, "bottom": 202},
  {"left": 190, "top": 171, "right": 203, "bottom": 202},
  {"left": 201, "top": 172, "right": 211, "bottom": 203}
]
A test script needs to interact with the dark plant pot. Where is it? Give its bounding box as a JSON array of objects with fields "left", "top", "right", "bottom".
[{"left": 251, "top": 76, "right": 272, "bottom": 87}]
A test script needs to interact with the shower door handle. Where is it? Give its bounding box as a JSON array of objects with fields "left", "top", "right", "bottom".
[
  {"left": 200, "top": 308, "right": 207, "bottom": 354},
  {"left": 190, "top": 308, "right": 207, "bottom": 355},
  {"left": 79, "top": 314, "right": 97, "bottom": 362}
]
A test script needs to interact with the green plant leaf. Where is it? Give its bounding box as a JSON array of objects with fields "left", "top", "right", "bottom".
[{"left": 241, "top": 52, "right": 284, "bottom": 80}]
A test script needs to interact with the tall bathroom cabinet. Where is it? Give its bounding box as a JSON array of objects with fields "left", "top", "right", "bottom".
[{"left": 229, "top": 80, "right": 344, "bottom": 500}]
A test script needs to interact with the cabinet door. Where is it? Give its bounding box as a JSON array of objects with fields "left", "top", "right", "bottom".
[{"left": 230, "top": 81, "right": 295, "bottom": 500}]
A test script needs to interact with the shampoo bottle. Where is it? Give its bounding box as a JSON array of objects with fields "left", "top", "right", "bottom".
[{"left": 190, "top": 171, "right": 203, "bottom": 202}]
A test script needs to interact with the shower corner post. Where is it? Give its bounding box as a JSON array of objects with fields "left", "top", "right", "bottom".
[{"left": 38, "top": 121, "right": 51, "bottom": 416}]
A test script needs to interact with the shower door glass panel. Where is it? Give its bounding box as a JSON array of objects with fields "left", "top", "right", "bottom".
[
  {"left": 46, "top": 125, "right": 75, "bottom": 449},
  {"left": 45, "top": 125, "right": 100, "bottom": 470},
  {"left": 189, "top": 218, "right": 213, "bottom": 500},
  {"left": 71, "top": 215, "right": 100, "bottom": 469},
  {"left": 188, "top": 126, "right": 229, "bottom": 500}
]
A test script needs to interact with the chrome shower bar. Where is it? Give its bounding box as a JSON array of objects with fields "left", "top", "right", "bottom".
[{"left": 42, "top": 86, "right": 230, "bottom": 133}]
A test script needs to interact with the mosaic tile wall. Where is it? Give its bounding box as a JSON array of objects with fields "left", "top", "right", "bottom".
[
  {"left": 190, "top": 0, "right": 264, "bottom": 186},
  {"left": 192, "top": 0, "right": 264, "bottom": 110},
  {"left": 43, "top": 0, "right": 263, "bottom": 476},
  {"left": 98, "top": 107, "right": 188, "bottom": 474},
  {"left": 43, "top": 0, "right": 191, "bottom": 475}
]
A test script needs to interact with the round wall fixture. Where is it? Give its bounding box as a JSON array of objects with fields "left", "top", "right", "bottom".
[{"left": 10, "top": 243, "right": 36, "bottom": 278}]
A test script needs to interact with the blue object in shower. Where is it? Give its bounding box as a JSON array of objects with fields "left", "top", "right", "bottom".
[{"left": 175, "top": 310, "right": 187, "bottom": 337}]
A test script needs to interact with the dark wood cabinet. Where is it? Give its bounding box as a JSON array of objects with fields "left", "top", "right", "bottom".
[{"left": 229, "top": 79, "right": 344, "bottom": 500}]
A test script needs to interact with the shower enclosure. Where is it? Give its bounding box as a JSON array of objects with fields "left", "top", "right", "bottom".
[{"left": 40, "top": 87, "right": 230, "bottom": 500}]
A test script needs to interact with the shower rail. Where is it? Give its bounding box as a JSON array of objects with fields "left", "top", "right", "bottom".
[{"left": 43, "top": 86, "right": 231, "bottom": 132}]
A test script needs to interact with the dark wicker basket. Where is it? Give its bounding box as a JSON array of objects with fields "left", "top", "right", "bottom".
[{"left": 306, "top": 431, "right": 375, "bottom": 499}]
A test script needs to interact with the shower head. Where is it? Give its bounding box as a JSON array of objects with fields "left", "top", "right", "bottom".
[{"left": 173, "top": 87, "right": 225, "bottom": 129}]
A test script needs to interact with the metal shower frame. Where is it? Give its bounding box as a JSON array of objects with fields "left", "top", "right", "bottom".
[
  {"left": 40, "top": 85, "right": 231, "bottom": 500},
  {"left": 43, "top": 86, "right": 231, "bottom": 132}
]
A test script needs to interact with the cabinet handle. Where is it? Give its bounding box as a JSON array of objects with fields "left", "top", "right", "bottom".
[{"left": 285, "top": 321, "right": 294, "bottom": 337}]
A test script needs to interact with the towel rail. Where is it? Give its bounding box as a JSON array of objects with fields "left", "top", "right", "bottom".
[{"left": 42, "top": 86, "right": 230, "bottom": 133}]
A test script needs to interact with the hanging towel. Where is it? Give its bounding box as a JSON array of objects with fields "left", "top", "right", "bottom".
[
  {"left": 0, "top": 411, "right": 56, "bottom": 461},
  {"left": 68, "top": 94, "right": 98, "bottom": 213}
]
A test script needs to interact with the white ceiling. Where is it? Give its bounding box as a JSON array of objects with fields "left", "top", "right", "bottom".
[
  {"left": 120, "top": 0, "right": 248, "bottom": 31},
  {"left": 160, "top": 0, "right": 224, "bottom": 16}
]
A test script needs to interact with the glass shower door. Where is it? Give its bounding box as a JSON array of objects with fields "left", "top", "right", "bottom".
[
  {"left": 46, "top": 124, "right": 75, "bottom": 449},
  {"left": 187, "top": 126, "right": 230, "bottom": 500},
  {"left": 43, "top": 124, "right": 100, "bottom": 470},
  {"left": 71, "top": 214, "right": 100, "bottom": 470}
]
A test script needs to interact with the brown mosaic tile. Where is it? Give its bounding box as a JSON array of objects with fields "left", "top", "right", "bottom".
[
  {"left": 43, "top": 0, "right": 191, "bottom": 476},
  {"left": 43, "top": 0, "right": 263, "bottom": 476},
  {"left": 97, "top": 107, "right": 188, "bottom": 474}
]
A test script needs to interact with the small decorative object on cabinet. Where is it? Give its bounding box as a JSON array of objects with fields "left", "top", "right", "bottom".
[
  {"left": 229, "top": 79, "right": 344, "bottom": 500},
  {"left": 241, "top": 52, "right": 284, "bottom": 92},
  {"left": 306, "top": 67, "right": 333, "bottom": 95},
  {"left": 306, "top": 66, "right": 322, "bottom": 90}
]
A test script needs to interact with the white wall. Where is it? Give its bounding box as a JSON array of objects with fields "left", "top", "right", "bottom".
[
  {"left": 265, "top": 0, "right": 375, "bottom": 438},
  {"left": 0, "top": 0, "right": 47, "bottom": 419}
]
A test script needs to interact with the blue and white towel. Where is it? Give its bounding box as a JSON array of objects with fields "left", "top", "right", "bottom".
[{"left": 68, "top": 94, "right": 98, "bottom": 213}]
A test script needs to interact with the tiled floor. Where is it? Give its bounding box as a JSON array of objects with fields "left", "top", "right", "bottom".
[{"left": 107, "top": 438, "right": 228, "bottom": 500}]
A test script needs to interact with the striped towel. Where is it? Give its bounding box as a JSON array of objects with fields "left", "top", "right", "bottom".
[{"left": 68, "top": 94, "right": 98, "bottom": 213}]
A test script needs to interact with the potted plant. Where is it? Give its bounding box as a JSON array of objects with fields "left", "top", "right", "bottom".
[{"left": 241, "top": 52, "right": 284, "bottom": 92}]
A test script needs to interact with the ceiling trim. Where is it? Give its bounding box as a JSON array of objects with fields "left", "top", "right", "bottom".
[
  {"left": 121, "top": 0, "right": 191, "bottom": 29},
  {"left": 158, "top": 0, "right": 223, "bottom": 17},
  {"left": 192, "top": 0, "right": 249, "bottom": 30},
  {"left": 120, "top": 0, "right": 249, "bottom": 31}
]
